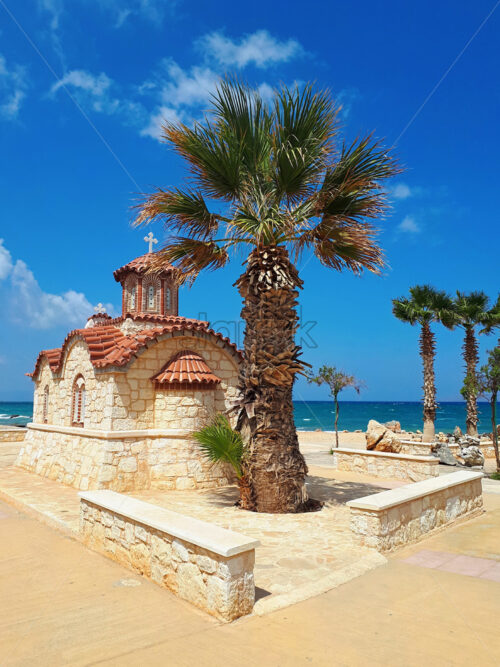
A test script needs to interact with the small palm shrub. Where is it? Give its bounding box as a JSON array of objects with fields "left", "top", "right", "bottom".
[{"left": 193, "top": 414, "right": 253, "bottom": 509}]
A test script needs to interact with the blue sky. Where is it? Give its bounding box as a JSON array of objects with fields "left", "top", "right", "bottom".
[{"left": 0, "top": 0, "right": 499, "bottom": 402}]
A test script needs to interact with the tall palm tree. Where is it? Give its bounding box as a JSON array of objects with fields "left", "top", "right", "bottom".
[
  {"left": 135, "top": 80, "right": 400, "bottom": 513},
  {"left": 448, "top": 291, "right": 499, "bottom": 437},
  {"left": 392, "top": 285, "right": 453, "bottom": 442}
]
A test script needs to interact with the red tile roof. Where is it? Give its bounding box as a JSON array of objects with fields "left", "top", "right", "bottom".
[
  {"left": 151, "top": 350, "right": 221, "bottom": 387},
  {"left": 29, "top": 315, "right": 241, "bottom": 379},
  {"left": 113, "top": 253, "right": 177, "bottom": 283}
]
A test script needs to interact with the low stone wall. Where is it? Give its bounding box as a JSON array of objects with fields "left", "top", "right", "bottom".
[
  {"left": 16, "top": 423, "right": 233, "bottom": 491},
  {"left": 79, "top": 490, "right": 259, "bottom": 621},
  {"left": 397, "top": 440, "right": 460, "bottom": 457},
  {"left": 332, "top": 448, "right": 439, "bottom": 482},
  {"left": 0, "top": 427, "right": 26, "bottom": 443},
  {"left": 347, "top": 471, "right": 483, "bottom": 553}
]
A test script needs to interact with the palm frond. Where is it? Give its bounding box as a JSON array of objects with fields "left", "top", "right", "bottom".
[
  {"left": 296, "top": 218, "right": 384, "bottom": 274},
  {"left": 153, "top": 237, "right": 229, "bottom": 284},
  {"left": 192, "top": 414, "right": 245, "bottom": 478},
  {"left": 133, "top": 187, "right": 221, "bottom": 239},
  {"left": 272, "top": 84, "right": 339, "bottom": 203}
]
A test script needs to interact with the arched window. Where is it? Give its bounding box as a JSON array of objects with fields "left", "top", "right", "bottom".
[
  {"left": 165, "top": 287, "right": 171, "bottom": 311},
  {"left": 142, "top": 276, "right": 160, "bottom": 312},
  {"left": 148, "top": 285, "right": 155, "bottom": 310},
  {"left": 42, "top": 385, "right": 49, "bottom": 423},
  {"left": 125, "top": 275, "right": 138, "bottom": 312},
  {"left": 71, "top": 375, "right": 86, "bottom": 426}
]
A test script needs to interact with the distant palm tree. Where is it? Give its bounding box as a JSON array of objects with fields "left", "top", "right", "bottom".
[
  {"left": 447, "top": 291, "right": 499, "bottom": 437},
  {"left": 306, "top": 365, "right": 364, "bottom": 448},
  {"left": 392, "top": 285, "right": 453, "bottom": 442},
  {"left": 478, "top": 347, "right": 500, "bottom": 472},
  {"left": 135, "top": 79, "right": 400, "bottom": 513}
]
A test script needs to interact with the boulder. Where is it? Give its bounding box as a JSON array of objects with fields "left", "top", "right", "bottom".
[
  {"left": 384, "top": 420, "right": 401, "bottom": 433},
  {"left": 366, "top": 420, "right": 386, "bottom": 449},
  {"left": 432, "top": 442, "right": 458, "bottom": 466},
  {"left": 374, "top": 431, "right": 403, "bottom": 454},
  {"left": 459, "top": 445, "right": 484, "bottom": 467},
  {"left": 453, "top": 426, "right": 462, "bottom": 441},
  {"left": 366, "top": 419, "right": 402, "bottom": 453}
]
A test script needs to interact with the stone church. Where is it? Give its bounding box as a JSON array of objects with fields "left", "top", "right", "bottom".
[{"left": 17, "top": 240, "right": 241, "bottom": 491}]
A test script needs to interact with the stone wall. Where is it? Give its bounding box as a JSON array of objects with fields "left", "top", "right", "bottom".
[
  {"left": 0, "top": 427, "right": 26, "bottom": 442},
  {"left": 17, "top": 424, "right": 234, "bottom": 491},
  {"left": 332, "top": 448, "right": 439, "bottom": 482},
  {"left": 80, "top": 491, "right": 258, "bottom": 621},
  {"left": 348, "top": 471, "right": 483, "bottom": 553}
]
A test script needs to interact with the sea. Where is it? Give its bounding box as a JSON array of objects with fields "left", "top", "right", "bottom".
[{"left": 0, "top": 400, "right": 497, "bottom": 434}]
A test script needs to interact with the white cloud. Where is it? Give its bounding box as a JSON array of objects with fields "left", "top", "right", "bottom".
[
  {"left": 398, "top": 215, "right": 421, "bottom": 234},
  {"left": 11, "top": 260, "right": 93, "bottom": 329},
  {"left": 0, "top": 239, "right": 13, "bottom": 280},
  {"left": 392, "top": 183, "right": 412, "bottom": 200},
  {"left": 0, "top": 54, "right": 28, "bottom": 120},
  {"left": 39, "top": 0, "right": 175, "bottom": 30},
  {"left": 50, "top": 69, "right": 119, "bottom": 114},
  {"left": 0, "top": 241, "right": 106, "bottom": 329},
  {"left": 140, "top": 105, "right": 181, "bottom": 140},
  {"left": 200, "top": 30, "right": 303, "bottom": 68}
]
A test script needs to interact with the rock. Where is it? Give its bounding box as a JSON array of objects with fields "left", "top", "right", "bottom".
[
  {"left": 453, "top": 426, "right": 462, "bottom": 441},
  {"left": 459, "top": 445, "right": 484, "bottom": 467},
  {"left": 416, "top": 429, "right": 422, "bottom": 434},
  {"left": 374, "top": 431, "right": 403, "bottom": 454},
  {"left": 384, "top": 420, "right": 401, "bottom": 433},
  {"left": 365, "top": 420, "right": 386, "bottom": 450},
  {"left": 366, "top": 419, "right": 402, "bottom": 453},
  {"left": 432, "top": 442, "right": 457, "bottom": 466}
]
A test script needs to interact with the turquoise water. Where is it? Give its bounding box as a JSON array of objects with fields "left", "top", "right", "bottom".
[{"left": 0, "top": 400, "right": 497, "bottom": 433}]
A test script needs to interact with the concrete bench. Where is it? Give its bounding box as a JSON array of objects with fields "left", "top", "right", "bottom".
[
  {"left": 332, "top": 448, "right": 439, "bottom": 482},
  {"left": 79, "top": 490, "right": 259, "bottom": 621},
  {"left": 347, "top": 471, "right": 483, "bottom": 553}
]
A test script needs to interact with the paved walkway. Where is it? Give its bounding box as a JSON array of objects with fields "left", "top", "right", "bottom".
[{"left": 1, "top": 494, "right": 500, "bottom": 666}]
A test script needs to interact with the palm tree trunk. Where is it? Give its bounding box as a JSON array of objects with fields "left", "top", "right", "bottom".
[
  {"left": 420, "top": 321, "right": 436, "bottom": 442},
  {"left": 491, "top": 392, "right": 499, "bottom": 473},
  {"left": 463, "top": 325, "right": 479, "bottom": 437},
  {"left": 235, "top": 245, "right": 308, "bottom": 513},
  {"left": 334, "top": 394, "right": 340, "bottom": 448}
]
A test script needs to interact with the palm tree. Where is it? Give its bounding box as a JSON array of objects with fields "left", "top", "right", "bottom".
[
  {"left": 392, "top": 285, "right": 453, "bottom": 442},
  {"left": 193, "top": 414, "right": 253, "bottom": 508},
  {"left": 135, "top": 79, "right": 400, "bottom": 513},
  {"left": 448, "top": 292, "right": 499, "bottom": 437},
  {"left": 306, "top": 365, "right": 364, "bottom": 448},
  {"left": 478, "top": 347, "right": 500, "bottom": 472}
]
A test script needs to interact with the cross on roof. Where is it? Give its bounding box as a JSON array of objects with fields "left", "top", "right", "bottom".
[
  {"left": 144, "top": 231, "right": 158, "bottom": 253},
  {"left": 94, "top": 303, "right": 106, "bottom": 314}
]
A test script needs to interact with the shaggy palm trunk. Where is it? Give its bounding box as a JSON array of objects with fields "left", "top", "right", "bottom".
[
  {"left": 333, "top": 394, "right": 340, "bottom": 448},
  {"left": 235, "top": 245, "right": 308, "bottom": 513},
  {"left": 463, "top": 326, "right": 479, "bottom": 437},
  {"left": 491, "top": 392, "right": 499, "bottom": 473},
  {"left": 420, "top": 321, "right": 436, "bottom": 443}
]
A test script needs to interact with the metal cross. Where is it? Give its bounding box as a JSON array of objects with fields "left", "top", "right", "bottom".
[
  {"left": 144, "top": 231, "right": 158, "bottom": 253},
  {"left": 94, "top": 303, "right": 106, "bottom": 314}
]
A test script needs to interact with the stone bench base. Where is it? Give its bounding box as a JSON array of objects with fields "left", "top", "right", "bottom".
[
  {"left": 79, "top": 490, "right": 259, "bottom": 621},
  {"left": 347, "top": 471, "right": 483, "bottom": 553},
  {"left": 332, "top": 448, "right": 439, "bottom": 482}
]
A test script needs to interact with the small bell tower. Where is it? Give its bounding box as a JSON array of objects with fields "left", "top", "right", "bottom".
[{"left": 113, "top": 236, "right": 179, "bottom": 318}]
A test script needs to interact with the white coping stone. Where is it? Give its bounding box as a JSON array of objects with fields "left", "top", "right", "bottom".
[
  {"left": 79, "top": 490, "right": 260, "bottom": 557},
  {"left": 346, "top": 471, "right": 483, "bottom": 511},
  {"left": 398, "top": 439, "right": 459, "bottom": 448},
  {"left": 334, "top": 448, "right": 438, "bottom": 463},
  {"left": 28, "top": 423, "right": 190, "bottom": 439}
]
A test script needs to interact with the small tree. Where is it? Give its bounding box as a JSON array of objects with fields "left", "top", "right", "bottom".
[
  {"left": 477, "top": 347, "right": 500, "bottom": 472},
  {"left": 307, "top": 365, "right": 364, "bottom": 448},
  {"left": 193, "top": 414, "right": 252, "bottom": 509}
]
